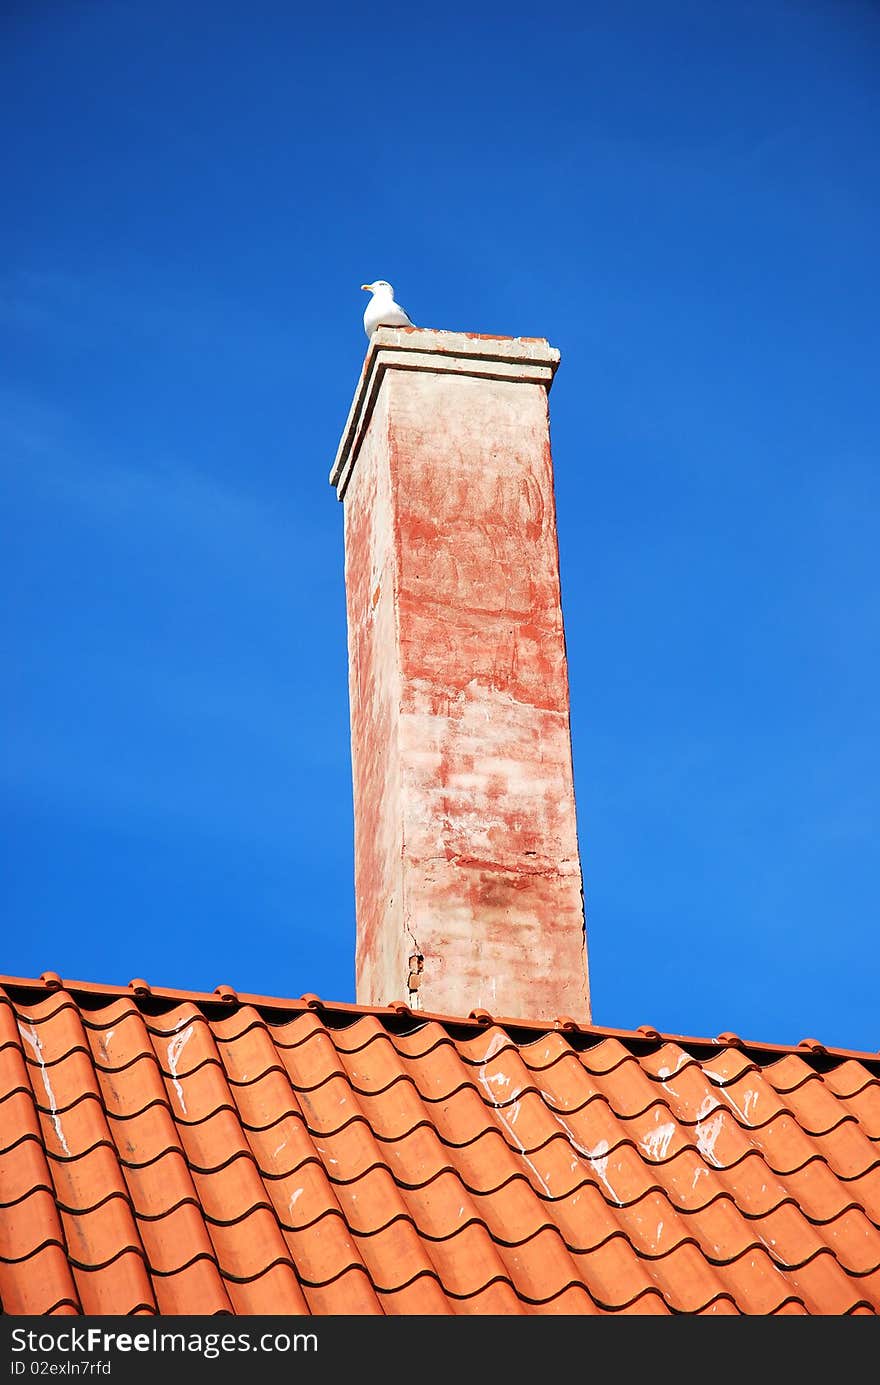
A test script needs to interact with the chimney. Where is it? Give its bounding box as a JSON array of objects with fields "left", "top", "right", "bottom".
[{"left": 330, "top": 326, "right": 590, "bottom": 1023}]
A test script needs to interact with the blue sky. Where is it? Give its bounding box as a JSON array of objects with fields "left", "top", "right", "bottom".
[{"left": 2, "top": 1, "right": 878, "bottom": 1051}]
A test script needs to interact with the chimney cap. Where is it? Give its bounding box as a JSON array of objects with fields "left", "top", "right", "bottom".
[{"left": 330, "top": 326, "right": 561, "bottom": 500}]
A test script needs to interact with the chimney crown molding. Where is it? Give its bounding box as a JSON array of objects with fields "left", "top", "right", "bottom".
[{"left": 330, "top": 326, "right": 560, "bottom": 501}]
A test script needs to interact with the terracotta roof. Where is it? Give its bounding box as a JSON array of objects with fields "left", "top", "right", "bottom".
[{"left": 1, "top": 974, "right": 879, "bottom": 1316}]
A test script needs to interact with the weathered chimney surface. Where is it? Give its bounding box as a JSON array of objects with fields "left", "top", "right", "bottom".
[{"left": 331, "top": 326, "right": 590, "bottom": 1022}]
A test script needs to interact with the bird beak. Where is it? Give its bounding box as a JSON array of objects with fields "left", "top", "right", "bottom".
[{"left": 360, "top": 283, "right": 372, "bottom": 292}]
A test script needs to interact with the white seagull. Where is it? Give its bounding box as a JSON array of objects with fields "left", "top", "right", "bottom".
[{"left": 361, "top": 280, "right": 414, "bottom": 339}]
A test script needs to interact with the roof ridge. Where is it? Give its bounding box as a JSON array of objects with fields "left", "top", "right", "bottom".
[{"left": 2, "top": 974, "right": 877, "bottom": 1066}]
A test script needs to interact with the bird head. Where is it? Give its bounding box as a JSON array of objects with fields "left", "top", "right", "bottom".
[{"left": 361, "top": 280, "right": 394, "bottom": 296}]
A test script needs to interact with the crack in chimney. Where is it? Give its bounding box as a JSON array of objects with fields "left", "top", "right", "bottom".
[{"left": 406, "top": 931, "right": 425, "bottom": 1007}]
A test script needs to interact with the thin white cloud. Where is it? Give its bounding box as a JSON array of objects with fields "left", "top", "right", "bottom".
[
  {"left": 0, "top": 387, "right": 328, "bottom": 576},
  {"left": 0, "top": 266, "right": 297, "bottom": 363}
]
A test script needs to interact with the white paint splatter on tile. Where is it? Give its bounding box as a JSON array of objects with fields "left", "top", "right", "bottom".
[
  {"left": 695, "top": 1112, "right": 725, "bottom": 1167},
  {"left": 481, "top": 1031, "right": 509, "bottom": 1063},
  {"left": 18, "top": 1022, "right": 71, "bottom": 1156},
  {"left": 166, "top": 1024, "right": 194, "bottom": 1114},
  {"left": 584, "top": 1139, "right": 619, "bottom": 1202},
  {"left": 727, "top": 1086, "right": 759, "bottom": 1122},
  {"left": 657, "top": 1051, "right": 690, "bottom": 1081},
  {"left": 640, "top": 1121, "right": 676, "bottom": 1162},
  {"left": 493, "top": 1104, "right": 552, "bottom": 1196},
  {"left": 701, "top": 1067, "right": 728, "bottom": 1085},
  {"left": 545, "top": 1112, "right": 623, "bottom": 1206}
]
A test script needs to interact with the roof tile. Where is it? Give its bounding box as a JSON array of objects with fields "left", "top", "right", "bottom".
[
  {"left": 0, "top": 980, "right": 877, "bottom": 1315},
  {"left": 847, "top": 1164, "right": 880, "bottom": 1225},
  {"left": 0, "top": 1242, "right": 82, "bottom": 1315},
  {"left": 70, "top": 1251, "right": 156, "bottom": 1316},
  {"left": 149, "top": 1257, "right": 232, "bottom": 1316}
]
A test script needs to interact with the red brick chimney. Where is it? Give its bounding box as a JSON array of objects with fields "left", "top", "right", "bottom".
[{"left": 330, "top": 326, "right": 590, "bottom": 1023}]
